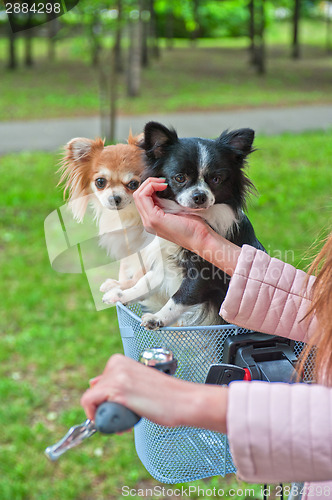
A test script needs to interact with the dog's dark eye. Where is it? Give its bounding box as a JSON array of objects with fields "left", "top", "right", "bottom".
[
  {"left": 211, "top": 176, "right": 222, "bottom": 185},
  {"left": 127, "top": 180, "right": 139, "bottom": 191},
  {"left": 95, "top": 178, "right": 107, "bottom": 189},
  {"left": 174, "top": 174, "right": 187, "bottom": 184}
]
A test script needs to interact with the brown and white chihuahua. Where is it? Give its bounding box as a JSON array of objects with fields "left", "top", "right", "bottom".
[{"left": 59, "top": 133, "right": 151, "bottom": 295}]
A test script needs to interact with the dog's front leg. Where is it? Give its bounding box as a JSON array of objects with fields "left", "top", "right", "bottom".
[
  {"left": 102, "top": 270, "right": 159, "bottom": 305},
  {"left": 141, "top": 298, "right": 190, "bottom": 330},
  {"left": 100, "top": 256, "right": 144, "bottom": 293},
  {"left": 100, "top": 268, "right": 144, "bottom": 293}
]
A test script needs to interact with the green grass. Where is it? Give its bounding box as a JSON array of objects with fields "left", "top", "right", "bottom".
[
  {"left": 0, "top": 129, "right": 331, "bottom": 499},
  {"left": 0, "top": 19, "right": 332, "bottom": 121},
  {"left": 249, "top": 132, "right": 332, "bottom": 266}
]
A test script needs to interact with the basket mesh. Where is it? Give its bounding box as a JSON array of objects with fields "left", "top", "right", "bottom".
[{"left": 116, "top": 303, "right": 312, "bottom": 484}]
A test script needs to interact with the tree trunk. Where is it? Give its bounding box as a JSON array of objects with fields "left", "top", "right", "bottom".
[
  {"left": 248, "top": 0, "right": 255, "bottom": 62},
  {"left": 326, "top": 3, "right": 332, "bottom": 54},
  {"left": 256, "top": 0, "right": 265, "bottom": 74},
  {"left": 141, "top": 0, "right": 149, "bottom": 67},
  {"left": 47, "top": 15, "right": 58, "bottom": 62},
  {"left": 48, "top": 36, "right": 56, "bottom": 62},
  {"left": 292, "top": 0, "right": 300, "bottom": 59},
  {"left": 191, "top": 0, "right": 200, "bottom": 43},
  {"left": 109, "top": 44, "right": 117, "bottom": 143},
  {"left": 114, "top": 0, "right": 123, "bottom": 72},
  {"left": 24, "top": 10, "right": 34, "bottom": 67},
  {"left": 149, "top": 0, "right": 159, "bottom": 59},
  {"left": 8, "top": 27, "right": 17, "bottom": 70},
  {"left": 25, "top": 31, "right": 33, "bottom": 67},
  {"left": 127, "top": 14, "right": 142, "bottom": 96},
  {"left": 249, "top": 0, "right": 266, "bottom": 74},
  {"left": 99, "top": 43, "right": 118, "bottom": 143},
  {"left": 166, "top": 8, "right": 174, "bottom": 50},
  {"left": 90, "top": 12, "right": 101, "bottom": 67},
  {"left": 99, "top": 52, "right": 108, "bottom": 140}
]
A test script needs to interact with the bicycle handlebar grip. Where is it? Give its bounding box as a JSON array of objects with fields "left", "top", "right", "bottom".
[
  {"left": 94, "top": 348, "right": 177, "bottom": 435},
  {"left": 95, "top": 402, "right": 141, "bottom": 434}
]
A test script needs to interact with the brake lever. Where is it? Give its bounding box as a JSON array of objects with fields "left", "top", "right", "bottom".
[{"left": 45, "top": 348, "right": 177, "bottom": 461}]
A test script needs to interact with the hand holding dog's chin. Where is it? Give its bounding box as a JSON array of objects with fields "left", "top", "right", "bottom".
[
  {"left": 133, "top": 178, "right": 212, "bottom": 253},
  {"left": 134, "top": 178, "right": 241, "bottom": 274}
]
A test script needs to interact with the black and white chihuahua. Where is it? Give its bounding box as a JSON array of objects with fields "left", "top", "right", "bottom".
[{"left": 138, "top": 121, "right": 265, "bottom": 330}]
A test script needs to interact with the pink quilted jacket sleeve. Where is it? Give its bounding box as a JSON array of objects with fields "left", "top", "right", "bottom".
[
  {"left": 227, "top": 381, "right": 332, "bottom": 483},
  {"left": 220, "top": 246, "right": 332, "bottom": 484},
  {"left": 220, "top": 245, "right": 317, "bottom": 342}
]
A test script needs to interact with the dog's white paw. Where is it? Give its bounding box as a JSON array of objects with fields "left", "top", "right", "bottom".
[
  {"left": 100, "top": 279, "right": 120, "bottom": 293},
  {"left": 102, "top": 288, "right": 126, "bottom": 304},
  {"left": 141, "top": 313, "right": 165, "bottom": 330}
]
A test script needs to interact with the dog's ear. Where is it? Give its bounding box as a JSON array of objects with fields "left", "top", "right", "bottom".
[
  {"left": 58, "top": 137, "right": 104, "bottom": 222},
  {"left": 66, "top": 137, "right": 104, "bottom": 163},
  {"left": 127, "top": 130, "right": 144, "bottom": 147},
  {"left": 143, "top": 121, "right": 178, "bottom": 158},
  {"left": 219, "top": 128, "right": 255, "bottom": 157}
]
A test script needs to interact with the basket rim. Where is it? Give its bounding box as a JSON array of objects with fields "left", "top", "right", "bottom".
[{"left": 116, "top": 302, "right": 246, "bottom": 333}]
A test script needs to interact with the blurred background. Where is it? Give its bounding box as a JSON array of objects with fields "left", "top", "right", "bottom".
[{"left": 0, "top": 1, "right": 332, "bottom": 499}]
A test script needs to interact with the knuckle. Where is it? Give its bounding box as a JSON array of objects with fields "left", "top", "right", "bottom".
[
  {"left": 116, "top": 370, "right": 131, "bottom": 388},
  {"left": 105, "top": 353, "right": 124, "bottom": 371},
  {"left": 80, "top": 391, "right": 89, "bottom": 407},
  {"left": 111, "top": 353, "right": 125, "bottom": 365}
]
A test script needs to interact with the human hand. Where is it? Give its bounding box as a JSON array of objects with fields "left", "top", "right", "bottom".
[
  {"left": 81, "top": 354, "right": 228, "bottom": 433},
  {"left": 133, "top": 177, "right": 213, "bottom": 254},
  {"left": 82, "top": 354, "right": 193, "bottom": 427}
]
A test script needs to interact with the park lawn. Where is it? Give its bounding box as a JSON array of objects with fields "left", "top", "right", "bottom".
[
  {"left": 0, "top": 129, "right": 331, "bottom": 499},
  {"left": 0, "top": 20, "right": 332, "bottom": 121}
]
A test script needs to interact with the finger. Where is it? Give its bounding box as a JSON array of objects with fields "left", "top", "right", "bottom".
[
  {"left": 134, "top": 178, "right": 168, "bottom": 208},
  {"left": 89, "top": 375, "right": 102, "bottom": 387},
  {"left": 133, "top": 187, "right": 159, "bottom": 223},
  {"left": 81, "top": 387, "right": 112, "bottom": 421},
  {"left": 134, "top": 179, "right": 168, "bottom": 229},
  {"left": 116, "top": 429, "right": 133, "bottom": 436},
  {"left": 135, "top": 177, "right": 167, "bottom": 195}
]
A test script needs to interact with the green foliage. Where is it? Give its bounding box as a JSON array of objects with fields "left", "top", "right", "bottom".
[
  {"left": 154, "top": 0, "right": 253, "bottom": 38},
  {"left": 198, "top": 0, "right": 250, "bottom": 38},
  {"left": 0, "top": 130, "right": 331, "bottom": 498},
  {"left": 155, "top": 0, "right": 192, "bottom": 38},
  {"left": 248, "top": 131, "right": 332, "bottom": 265}
]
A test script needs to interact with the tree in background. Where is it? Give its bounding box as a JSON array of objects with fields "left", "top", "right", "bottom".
[
  {"left": 7, "top": 23, "right": 17, "bottom": 70},
  {"left": 114, "top": 0, "right": 124, "bottom": 71},
  {"left": 326, "top": 1, "right": 332, "bottom": 53},
  {"left": 292, "top": 0, "right": 301, "bottom": 58},
  {"left": 127, "top": 4, "right": 143, "bottom": 96},
  {"left": 24, "top": 10, "right": 34, "bottom": 67},
  {"left": 0, "top": 0, "right": 329, "bottom": 138},
  {"left": 251, "top": 0, "right": 266, "bottom": 74},
  {"left": 149, "top": 0, "right": 160, "bottom": 58},
  {"left": 47, "top": 15, "right": 60, "bottom": 61}
]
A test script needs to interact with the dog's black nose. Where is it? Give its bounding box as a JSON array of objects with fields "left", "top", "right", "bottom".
[
  {"left": 109, "top": 195, "right": 122, "bottom": 206},
  {"left": 192, "top": 192, "right": 207, "bottom": 205}
]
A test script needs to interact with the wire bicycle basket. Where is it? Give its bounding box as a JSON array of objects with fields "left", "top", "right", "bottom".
[{"left": 116, "top": 303, "right": 312, "bottom": 483}]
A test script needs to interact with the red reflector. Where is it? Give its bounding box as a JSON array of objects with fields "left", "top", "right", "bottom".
[{"left": 243, "top": 368, "right": 251, "bottom": 381}]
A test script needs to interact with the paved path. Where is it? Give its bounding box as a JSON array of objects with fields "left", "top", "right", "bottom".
[{"left": 1, "top": 104, "right": 332, "bottom": 154}]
